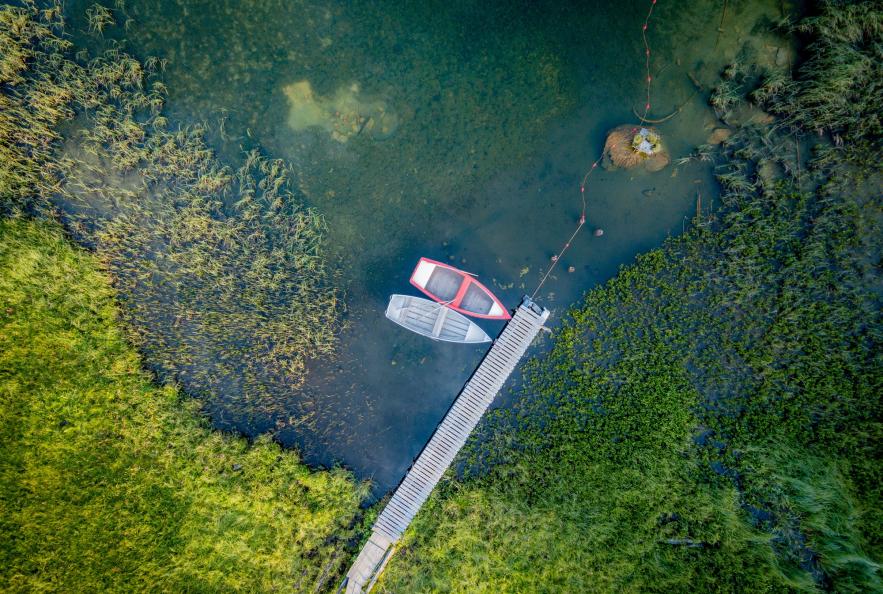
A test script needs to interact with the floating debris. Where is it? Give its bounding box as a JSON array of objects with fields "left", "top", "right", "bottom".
[{"left": 602, "top": 125, "right": 670, "bottom": 172}]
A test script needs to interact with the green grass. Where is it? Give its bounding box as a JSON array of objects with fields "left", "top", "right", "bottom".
[
  {"left": 0, "top": 218, "right": 368, "bottom": 593},
  {"left": 383, "top": 347, "right": 784, "bottom": 593}
]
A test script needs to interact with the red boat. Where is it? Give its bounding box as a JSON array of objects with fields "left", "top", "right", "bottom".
[{"left": 409, "top": 257, "right": 511, "bottom": 320}]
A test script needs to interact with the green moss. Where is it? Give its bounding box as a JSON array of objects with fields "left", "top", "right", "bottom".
[{"left": 0, "top": 217, "right": 368, "bottom": 592}]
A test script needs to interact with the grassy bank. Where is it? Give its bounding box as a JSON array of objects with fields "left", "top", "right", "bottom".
[
  {"left": 1, "top": 3, "right": 371, "bottom": 591},
  {"left": 0, "top": 217, "right": 368, "bottom": 592},
  {"left": 379, "top": 1, "right": 881, "bottom": 591}
]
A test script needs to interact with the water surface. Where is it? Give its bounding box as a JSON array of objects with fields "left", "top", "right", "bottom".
[{"left": 67, "top": 0, "right": 787, "bottom": 494}]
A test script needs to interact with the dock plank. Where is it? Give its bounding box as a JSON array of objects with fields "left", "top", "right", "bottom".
[{"left": 343, "top": 296, "right": 549, "bottom": 594}]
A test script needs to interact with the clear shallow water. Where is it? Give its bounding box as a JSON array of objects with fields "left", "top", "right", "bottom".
[{"left": 67, "top": 0, "right": 786, "bottom": 495}]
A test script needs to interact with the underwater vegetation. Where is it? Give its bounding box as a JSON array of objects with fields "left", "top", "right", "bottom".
[
  {"left": 0, "top": 218, "right": 368, "bottom": 592},
  {"left": 378, "top": 1, "right": 882, "bottom": 591},
  {"left": 1, "top": 1, "right": 341, "bottom": 424},
  {"left": 283, "top": 79, "right": 398, "bottom": 143},
  {"left": 110, "top": 0, "right": 580, "bottom": 243},
  {"left": 769, "top": 0, "right": 882, "bottom": 171}
]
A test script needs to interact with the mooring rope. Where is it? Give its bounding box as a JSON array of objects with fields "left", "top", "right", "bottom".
[
  {"left": 638, "top": 0, "right": 659, "bottom": 126},
  {"left": 530, "top": 0, "right": 659, "bottom": 300},
  {"left": 530, "top": 156, "right": 596, "bottom": 299}
]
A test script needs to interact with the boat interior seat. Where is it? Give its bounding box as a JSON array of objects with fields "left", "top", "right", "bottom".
[
  {"left": 460, "top": 283, "right": 493, "bottom": 314},
  {"left": 425, "top": 266, "right": 462, "bottom": 302}
]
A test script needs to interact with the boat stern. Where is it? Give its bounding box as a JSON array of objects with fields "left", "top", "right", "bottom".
[{"left": 410, "top": 258, "right": 435, "bottom": 290}]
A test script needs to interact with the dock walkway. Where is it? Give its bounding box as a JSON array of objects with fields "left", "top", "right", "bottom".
[{"left": 343, "top": 296, "right": 549, "bottom": 593}]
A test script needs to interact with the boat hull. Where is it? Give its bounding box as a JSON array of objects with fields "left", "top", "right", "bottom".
[
  {"left": 409, "top": 257, "right": 510, "bottom": 320},
  {"left": 385, "top": 294, "right": 491, "bottom": 344}
]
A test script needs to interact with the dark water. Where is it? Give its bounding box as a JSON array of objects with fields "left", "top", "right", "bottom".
[{"left": 66, "top": 0, "right": 786, "bottom": 494}]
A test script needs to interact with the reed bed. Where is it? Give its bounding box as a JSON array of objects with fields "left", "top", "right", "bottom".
[{"left": 1, "top": 1, "right": 341, "bottom": 422}]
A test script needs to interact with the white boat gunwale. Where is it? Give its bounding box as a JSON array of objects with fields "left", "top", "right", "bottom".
[{"left": 385, "top": 294, "right": 491, "bottom": 344}]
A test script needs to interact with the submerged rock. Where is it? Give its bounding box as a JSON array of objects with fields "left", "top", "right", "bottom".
[
  {"left": 707, "top": 127, "right": 733, "bottom": 145},
  {"left": 283, "top": 79, "right": 398, "bottom": 143}
]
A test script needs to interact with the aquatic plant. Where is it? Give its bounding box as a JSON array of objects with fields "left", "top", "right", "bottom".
[
  {"left": 740, "top": 444, "right": 881, "bottom": 590},
  {"left": 710, "top": 77, "right": 742, "bottom": 118},
  {"left": 0, "top": 218, "right": 369, "bottom": 592},
  {"left": 85, "top": 3, "right": 113, "bottom": 36},
  {"left": 0, "top": 3, "right": 75, "bottom": 213},
  {"left": 1, "top": 1, "right": 341, "bottom": 423},
  {"left": 773, "top": 0, "right": 882, "bottom": 169}
]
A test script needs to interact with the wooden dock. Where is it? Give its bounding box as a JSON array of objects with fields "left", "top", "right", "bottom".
[{"left": 342, "top": 296, "right": 549, "bottom": 594}]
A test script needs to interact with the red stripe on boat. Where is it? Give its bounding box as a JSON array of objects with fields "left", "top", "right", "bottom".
[{"left": 409, "top": 257, "right": 511, "bottom": 320}]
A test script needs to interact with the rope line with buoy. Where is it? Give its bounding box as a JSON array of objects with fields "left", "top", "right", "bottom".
[
  {"left": 531, "top": 0, "right": 662, "bottom": 300},
  {"left": 638, "top": 0, "right": 659, "bottom": 126}
]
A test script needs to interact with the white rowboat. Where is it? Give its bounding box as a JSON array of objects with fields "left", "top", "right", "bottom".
[{"left": 385, "top": 294, "right": 491, "bottom": 344}]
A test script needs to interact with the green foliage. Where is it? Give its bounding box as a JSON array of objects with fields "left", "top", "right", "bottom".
[
  {"left": 740, "top": 445, "right": 881, "bottom": 592},
  {"left": 0, "top": 6, "right": 365, "bottom": 588},
  {"left": 381, "top": 347, "right": 786, "bottom": 593},
  {"left": 0, "top": 218, "right": 368, "bottom": 593},
  {"left": 774, "top": 0, "right": 882, "bottom": 168},
  {"left": 1, "top": 1, "right": 880, "bottom": 592}
]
